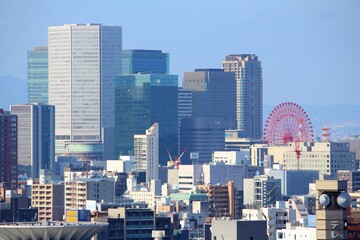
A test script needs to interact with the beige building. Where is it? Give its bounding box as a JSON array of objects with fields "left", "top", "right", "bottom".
[
  {"left": 251, "top": 142, "right": 356, "bottom": 179},
  {"left": 197, "top": 181, "right": 240, "bottom": 219},
  {"left": 316, "top": 180, "right": 350, "bottom": 240},
  {"left": 64, "top": 178, "right": 114, "bottom": 212},
  {"left": 31, "top": 183, "right": 64, "bottom": 222}
]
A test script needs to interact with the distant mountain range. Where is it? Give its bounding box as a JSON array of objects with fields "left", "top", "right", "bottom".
[{"left": 1, "top": 75, "right": 359, "bottom": 140}]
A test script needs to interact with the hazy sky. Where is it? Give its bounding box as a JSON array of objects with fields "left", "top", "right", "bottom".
[{"left": 0, "top": 0, "right": 359, "bottom": 106}]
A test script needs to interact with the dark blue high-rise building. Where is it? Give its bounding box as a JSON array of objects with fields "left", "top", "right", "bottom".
[
  {"left": 115, "top": 74, "right": 178, "bottom": 166},
  {"left": 122, "top": 50, "right": 169, "bottom": 74},
  {"left": 183, "top": 69, "right": 236, "bottom": 129},
  {"left": 180, "top": 117, "right": 225, "bottom": 164}
]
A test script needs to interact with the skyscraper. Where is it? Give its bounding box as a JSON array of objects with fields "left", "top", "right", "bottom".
[
  {"left": 10, "top": 103, "right": 55, "bottom": 178},
  {"left": 178, "top": 88, "right": 192, "bottom": 154},
  {"left": 115, "top": 74, "right": 178, "bottom": 166},
  {"left": 27, "top": 46, "right": 48, "bottom": 104},
  {"left": 48, "top": 24, "right": 122, "bottom": 161},
  {"left": 122, "top": 49, "right": 169, "bottom": 74},
  {"left": 222, "top": 54, "right": 263, "bottom": 139},
  {"left": 0, "top": 109, "right": 17, "bottom": 191},
  {"left": 183, "top": 68, "right": 236, "bottom": 129}
]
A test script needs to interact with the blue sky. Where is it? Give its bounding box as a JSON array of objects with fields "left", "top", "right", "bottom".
[{"left": 0, "top": 0, "right": 359, "bottom": 106}]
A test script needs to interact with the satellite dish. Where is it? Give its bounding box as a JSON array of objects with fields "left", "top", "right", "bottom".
[
  {"left": 337, "top": 192, "right": 351, "bottom": 209},
  {"left": 319, "top": 193, "right": 331, "bottom": 208}
]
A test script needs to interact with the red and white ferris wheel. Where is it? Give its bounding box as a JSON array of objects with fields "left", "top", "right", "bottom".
[{"left": 263, "top": 102, "right": 314, "bottom": 145}]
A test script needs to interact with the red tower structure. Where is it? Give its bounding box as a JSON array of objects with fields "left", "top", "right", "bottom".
[{"left": 321, "top": 124, "right": 331, "bottom": 142}]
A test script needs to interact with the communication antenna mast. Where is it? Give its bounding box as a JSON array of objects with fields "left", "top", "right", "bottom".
[{"left": 321, "top": 124, "right": 331, "bottom": 142}]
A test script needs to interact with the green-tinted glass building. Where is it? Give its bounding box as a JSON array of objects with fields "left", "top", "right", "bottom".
[
  {"left": 115, "top": 74, "right": 178, "bottom": 166},
  {"left": 122, "top": 50, "right": 169, "bottom": 74},
  {"left": 27, "top": 46, "right": 48, "bottom": 104}
]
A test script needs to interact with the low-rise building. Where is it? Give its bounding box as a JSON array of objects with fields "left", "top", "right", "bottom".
[
  {"left": 243, "top": 175, "right": 281, "bottom": 207},
  {"left": 242, "top": 202, "right": 297, "bottom": 240},
  {"left": 32, "top": 183, "right": 64, "bottom": 222},
  {"left": 276, "top": 223, "right": 316, "bottom": 240},
  {"left": 209, "top": 219, "right": 267, "bottom": 240},
  {"left": 64, "top": 178, "right": 114, "bottom": 212},
  {"left": 197, "top": 181, "right": 240, "bottom": 219}
]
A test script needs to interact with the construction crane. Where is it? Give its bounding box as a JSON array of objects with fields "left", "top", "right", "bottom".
[
  {"left": 295, "top": 118, "right": 303, "bottom": 170},
  {"left": 167, "top": 147, "right": 187, "bottom": 170}
]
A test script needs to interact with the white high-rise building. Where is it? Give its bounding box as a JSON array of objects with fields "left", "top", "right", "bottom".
[
  {"left": 222, "top": 54, "right": 262, "bottom": 140},
  {"left": 48, "top": 24, "right": 122, "bottom": 161},
  {"left": 134, "top": 123, "right": 159, "bottom": 184}
]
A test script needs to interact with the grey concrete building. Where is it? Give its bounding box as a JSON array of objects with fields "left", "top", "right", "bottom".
[
  {"left": 244, "top": 175, "right": 281, "bottom": 207},
  {"left": 10, "top": 103, "right": 55, "bottom": 178},
  {"left": 222, "top": 54, "right": 262, "bottom": 140},
  {"left": 209, "top": 219, "right": 267, "bottom": 240}
]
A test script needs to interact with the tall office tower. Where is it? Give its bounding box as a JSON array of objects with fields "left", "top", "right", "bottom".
[
  {"left": 0, "top": 109, "right": 17, "bottom": 191},
  {"left": 115, "top": 74, "right": 178, "bottom": 166},
  {"left": 122, "top": 49, "right": 169, "bottom": 74},
  {"left": 134, "top": 123, "right": 159, "bottom": 184},
  {"left": 183, "top": 69, "right": 236, "bottom": 129},
  {"left": 10, "top": 104, "right": 55, "bottom": 178},
  {"left": 178, "top": 88, "right": 192, "bottom": 154},
  {"left": 222, "top": 54, "right": 263, "bottom": 139},
  {"left": 48, "top": 24, "right": 122, "bottom": 161},
  {"left": 180, "top": 117, "right": 225, "bottom": 164},
  {"left": 27, "top": 46, "right": 48, "bottom": 104}
]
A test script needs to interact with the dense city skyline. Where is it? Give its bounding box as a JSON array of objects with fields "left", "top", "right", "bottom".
[
  {"left": 0, "top": 0, "right": 359, "bottom": 107},
  {"left": 0, "top": 3, "right": 359, "bottom": 237}
]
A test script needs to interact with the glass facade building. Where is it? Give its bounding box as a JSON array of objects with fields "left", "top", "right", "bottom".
[
  {"left": 183, "top": 69, "right": 236, "bottom": 130},
  {"left": 122, "top": 50, "right": 169, "bottom": 74},
  {"left": 180, "top": 117, "right": 225, "bottom": 164},
  {"left": 115, "top": 74, "right": 178, "bottom": 166},
  {"left": 27, "top": 46, "right": 48, "bottom": 104},
  {"left": 48, "top": 24, "right": 122, "bottom": 161}
]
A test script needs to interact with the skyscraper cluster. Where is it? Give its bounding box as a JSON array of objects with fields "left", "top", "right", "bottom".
[
  {"left": 24, "top": 23, "right": 263, "bottom": 171},
  {"left": 0, "top": 22, "right": 359, "bottom": 240}
]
